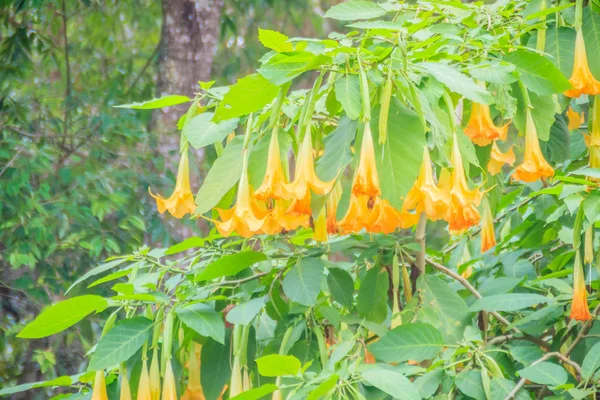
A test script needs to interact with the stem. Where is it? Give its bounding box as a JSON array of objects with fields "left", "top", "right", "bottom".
[
  {"left": 270, "top": 83, "right": 290, "bottom": 128},
  {"left": 517, "top": 79, "right": 532, "bottom": 110},
  {"left": 358, "top": 52, "right": 371, "bottom": 122},
  {"left": 415, "top": 213, "right": 427, "bottom": 274},
  {"left": 242, "top": 113, "right": 254, "bottom": 150},
  {"left": 536, "top": 0, "right": 547, "bottom": 52},
  {"left": 442, "top": 92, "right": 456, "bottom": 134},
  {"left": 575, "top": 0, "right": 583, "bottom": 30}
]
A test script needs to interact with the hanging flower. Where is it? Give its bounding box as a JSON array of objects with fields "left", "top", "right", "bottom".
[
  {"left": 368, "top": 198, "right": 418, "bottom": 234},
  {"left": 352, "top": 124, "right": 380, "bottom": 197},
  {"left": 403, "top": 146, "right": 449, "bottom": 221},
  {"left": 464, "top": 102, "right": 509, "bottom": 146},
  {"left": 512, "top": 110, "right": 554, "bottom": 183},
  {"left": 446, "top": 137, "right": 484, "bottom": 232},
  {"left": 480, "top": 197, "right": 496, "bottom": 253},
  {"left": 567, "top": 106, "right": 585, "bottom": 130},
  {"left": 161, "top": 361, "right": 177, "bottom": 400},
  {"left": 182, "top": 344, "right": 205, "bottom": 400},
  {"left": 149, "top": 349, "right": 161, "bottom": 400},
  {"left": 91, "top": 371, "right": 108, "bottom": 400},
  {"left": 487, "top": 142, "right": 515, "bottom": 176},
  {"left": 263, "top": 199, "right": 309, "bottom": 233},
  {"left": 137, "top": 359, "right": 152, "bottom": 400},
  {"left": 337, "top": 195, "right": 372, "bottom": 233},
  {"left": 565, "top": 29, "right": 600, "bottom": 98},
  {"left": 287, "top": 129, "right": 336, "bottom": 207},
  {"left": 120, "top": 369, "right": 132, "bottom": 400},
  {"left": 570, "top": 252, "right": 592, "bottom": 321},
  {"left": 254, "top": 130, "right": 293, "bottom": 201},
  {"left": 326, "top": 181, "right": 342, "bottom": 234},
  {"left": 149, "top": 147, "right": 196, "bottom": 218},
  {"left": 313, "top": 208, "right": 328, "bottom": 242},
  {"left": 215, "top": 151, "right": 267, "bottom": 238}
]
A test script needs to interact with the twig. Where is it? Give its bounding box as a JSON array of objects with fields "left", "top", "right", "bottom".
[
  {"left": 0, "top": 147, "right": 24, "bottom": 177},
  {"left": 505, "top": 352, "right": 582, "bottom": 400},
  {"left": 564, "top": 303, "right": 600, "bottom": 356},
  {"left": 211, "top": 271, "right": 270, "bottom": 287},
  {"left": 415, "top": 213, "right": 427, "bottom": 274},
  {"left": 125, "top": 43, "right": 160, "bottom": 97}
]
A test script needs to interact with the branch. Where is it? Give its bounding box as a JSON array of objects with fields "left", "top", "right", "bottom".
[
  {"left": 0, "top": 147, "right": 24, "bottom": 177},
  {"left": 415, "top": 213, "right": 427, "bottom": 274},
  {"left": 564, "top": 303, "right": 600, "bottom": 356}
]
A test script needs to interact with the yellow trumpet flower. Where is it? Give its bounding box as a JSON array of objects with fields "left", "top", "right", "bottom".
[
  {"left": 91, "top": 371, "right": 108, "bottom": 400},
  {"left": 565, "top": 29, "right": 600, "bottom": 98},
  {"left": 487, "top": 142, "right": 515, "bottom": 176},
  {"left": 464, "top": 102, "right": 508, "bottom": 146},
  {"left": 254, "top": 130, "right": 293, "bottom": 201},
  {"left": 512, "top": 110, "right": 554, "bottom": 183},
  {"left": 352, "top": 124, "right": 380, "bottom": 197},
  {"left": 567, "top": 106, "right": 584, "bottom": 130},
  {"left": 480, "top": 197, "right": 496, "bottom": 253},
  {"left": 570, "top": 252, "right": 592, "bottom": 321},
  {"left": 161, "top": 361, "right": 177, "bottom": 400}
]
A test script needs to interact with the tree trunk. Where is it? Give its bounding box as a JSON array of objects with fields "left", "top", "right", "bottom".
[{"left": 152, "top": 0, "right": 224, "bottom": 132}]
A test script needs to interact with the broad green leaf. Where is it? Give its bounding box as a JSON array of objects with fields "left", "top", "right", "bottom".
[
  {"left": 324, "top": 0, "right": 387, "bottom": 21},
  {"left": 114, "top": 94, "right": 191, "bottom": 109},
  {"left": 88, "top": 317, "right": 152, "bottom": 371},
  {"left": 371, "top": 101, "right": 426, "bottom": 207},
  {"left": 256, "top": 354, "right": 301, "bottom": 377},
  {"left": 307, "top": 374, "right": 339, "bottom": 400},
  {"left": 87, "top": 267, "right": 133, "bottom": 288},
  {"left": 327, "top": 268, "right": 354, "bottom": 308},
  {"left": 413, "top": 369, "right": 443, "bottom": 399},
  {"left": 478, "top": 277, "right": 521, "bottom": 297},
  {"left": 517, "top": 362, "right": 568, "bottom": 386},
  {"left": 18, "top": 295, "right": 107, "bottom": 339},
  {"left": 226, "top": 297, "right": 265, "bottom": 325},
  {"left": 368, "top": 322, "right": 444, "bottom": 363},
  {"left": 490, "top": 378, "right": 530, "bottom": 400},
  {"left": 202, "top": 338, "right": 231, "bottom": 400},
  {"left": 335, "top": 75, "right": 361, "bottom": 120},
  {"left": 417, "top": 275, "right": 470, "bottom": 342},
  {"left": 165, "top": 237, "right": 205, "bottom": 255},
  {"left": 510, "top": 345, "right": 544, "bottom": 365},
  {"left": 456, "top": 371, "right": 485, "bottom": 400},
  {"left": 176, "top": 303, "right": 225, "bottom": 344},
  {"left": 213, "top": 74, "right": 279, "bottom": 122},
  {"left": 581, "top": 342, "right": 600, "bottom": 379},
  {"left": 470, "top": 293, "right": 549, "bottom": 312},
  {"left": 183, "top": 112, "right": 239, "bottom": 149},
  {"left": 195, "top": 138, "right": 243, "bottom": 214},
  {"left": 356, "top": 265, "right": 389, "bottom": 323},
  {"left": 258, "top": 52, "right": 329, "bottom": 86},
  {"left": 361, "top": 366, "right": 420, "bottom": 400},
  {"left": 316, "top": 116, "right": 356, "bottom": 180},
  {"left": 196, "top": 251, "right": 267, "bottom": 281},
  {"left": 420, "top": 62, "right": 493, "bottom": 104},
  {"left": 258, "top": 28, "right": 293, "bottom": 52},
  {"left": 583, "top": 8, "right": 600, "bottom": 79},
  {"left": 504, "top": 50, "right": 571, "bottom": 95},
  {"left": 468, "top": 62, "right": 517, "bottom": 84},
  {"left": 66, "top": 258, "right": 127, "bottom": 294},
  {"left": 541, "top": 115, "right": 570, "bottom": 162},
  {"left": 0, "top": 374, "right": 79, "bottom": 396},
  {"left": 546, "top": 24, "right": 576, "bottom": 77},
  {"left": 282, "top": 258, "right": 325, "bottom": 306},
  {"left": 229, "top": 384, "right": 279, "bottom": 400}
]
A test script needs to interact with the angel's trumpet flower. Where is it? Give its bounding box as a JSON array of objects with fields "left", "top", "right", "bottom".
[
  {"left": 567, "top": 106, "right": 585, "bottom": 130},
  {"left": 91, "top": 371, "right": 108, "bottom": 400},
  {"left": 137, "top": 359, "right": 152, "bottom": 400},
  {"left": 480, "top": 197, "right": 496, "bottom": 253},
  {"left": 182, "top": 343, "right": 205, "bottom": 400},
  {"left": 565, "top": 29, "right": 600, "bottom": 98},
  {"left": 487, "top": 142, "right": 515, "bottom": 176},
  {"left": 326, "top": 181, "right": 342, "bottom": 234},
  {"left": 570, "top": 252, "right": 592, "bottom": 321},
  {"left": 464, "top": 102, "right": 508, "bottom": 146},
  {"left": 149, "top": 349, "right": 161, "bottom": 400},
  {"left": 352, "top": 124, "right": 380, "bottom": 197},
  {"left": 254, "top": 130, "right": 292, "bottom": 201},
  {"left": 161, "top": 361, "right": 178, "bottom": 400},
  {"left": 512, "top": 110, "right": 554, "bottom": 183}
]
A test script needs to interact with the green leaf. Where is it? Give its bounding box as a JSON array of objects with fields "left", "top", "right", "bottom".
[
  {"left": 327, "top": 268, "right": 354, "bottom": 308},
  {"left": 324, "top": 0, "right": 387, "bottom": 21},
  {"left": 176, "top": 303, "right": 225, "bottom": 344},
  {"left": 202, "top": 338, "right": 231, "bottom": 400},
  {"left": 368, "top": 322, "right": 444, "bottom": 363},
  {"left": 417, "top": 275, "right": 470, "bottom": 342},
  {"left": 361, "top": 365, "right": 420, "bottom": 400},
  {"left": 88, "top": 317, "right": 152, "bottom": 371},
  {"left": 470, "top": 293, "right": 549, "bottom": 312},
  {"left": 468, "top": 62, "right": 517, "bottom": 84},
  {"left": 0, "top": 375, "right": 79, "bottom": 397},
  {"left": 114, "top": 94, "right": 191, "bottom": 109},
  {"left": 456, "top": 371, "right": 485, "bottom": 400},
  {"left": 541, "top": 115, "right": 570, "bottom": 162},
  {"left": 582, "top": 342, "right": 600, "bottom": 379},
  {"left": 504, "top": 50, "right": 571, "bottom": 95},
  {"left": 229, "top": 384, "right": 279, "bottom": 400},
  {"left": 66, "top": 259, "right": 127, "bottom": 294},
  {"left": 256, "top": 354, "right": 301, "bottom": 377},
  {"left": 258, "top": 52, "right": 329, "bottom": 86},
  {"left": 335, "top": 75, "right": 361, "bottom": 120},
  {"left": 258, "top": 28, "right": 293, "bottom": 52},
  {"left": 195, "top": 138, "right": 243, "bottom": 214},
  {"left": 517, "top": 362, "right": 568, "bottom": 386},
  {"left": 213, "top": 74, "right": 279, "bottom": 122},
  {"left": 420, "top": 62, "right": 493, "bottom": 104},
  {"left": 316, "top": 116, "right": 356, "bottom": 181},
  {"left": 307, "top": 374, "right": 339, "bottom": 400},
  {"left": 356, "top": 265, "right": 389, "bottom": 323},
  {"left": 18, "top": 295, "right": 107, "bottom": 339},
  {"left": 196, "top": 251, "right": 267, "bottom": 281},
  {"left": 413, "top": 370, "right": 443, "bottom": 400},
  {"left": 583, "top": 7, "right": 600, "bottom": 79},
  {"left": 371, "top": 100, "right": 426, "bottom": 207},
  {"left": 165, "top": 237, "right": 205, "bottom": 255},
  {"left": 183, "top": 112, "right": 239, "bottom": 149},
  {"left": 282, "top": 258, "right": 325, "bottom": 306},
  {"left": 490, "top": 378, "right": 529, "bottom": 400},
  {"left": 546, "top": 24, "right": 576, "bottom": 77},
  {"left": 226, "top": 297, "right": 265, "bottom": 325},
  {"left": 514, "top": 91, "right": 555, "bottom": 141}
]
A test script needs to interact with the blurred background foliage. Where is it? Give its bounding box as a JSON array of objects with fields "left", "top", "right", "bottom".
[{"left": 0, "top": 0, "right": 336, "bottom": 394}]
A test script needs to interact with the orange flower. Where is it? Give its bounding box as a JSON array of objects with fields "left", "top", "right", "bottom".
[
  {"left": 565, "top": 29, "right": 600, "bottom": 98},
  {"left": 326, "top": 181, "right": 342, "bottom": 234},
  {"left": 91, "top": 371, "right": 108, "bottom": 400},
  {"left": 480, "top": 197, "right": 496, "bottom": 253},
  {"left": 446, "top": 137, "right": 483, "bottom": 232},
  {"left": 288, "top": 128, "right": 336, "bottom": 204},
  {"left": 137, "top": 359, "right": 151, "bottom": 400},
  {"left": 368, "top": 198, "right": 418, "bottom": 234},
  {"left": 512, "top": 110, "right": 554, "bottom": 183},
  {"left": 570, "top": 252, "right": 592, "bottom": 321},
  {"left": 403, "top": 146, "right": 449, "bottom": 221},
  {"left": 254, "top": 129, "right": 293, "bottom": 201},
  {"left": 149, "top": 147, "right": 196, "bottom": 218},
  {"left": 182, "top": 344, "right": 205, "bottom": 400},
  {"left": 149, "top": 349, "right": 161, "bottom": 400},
  {"left": 567, "top": 106, "right": 585, "bottom": 130},
  {"left": 487, "top": 142, "right": 515, "bottom": 176},
  {"left": 162, "top": 361, "right": 177, "bottom": 400},
  {"left": 337, "top": 195, "right": 371, "bottom": 233},
  {"left": 461, "top": 265, "right": 473, "bottom": 279},
  {"left": 464, "top": 102, "right": 509, "bottom": 146},
  {"left": 313, "top": 208, "right": 328, "bottom": 242},
  {"left": 120, "top": 370, "right": 132, "bottom": 400},
  {"left": 215, "top": 151, "right": 267, "bottom": 238},
  {"left": 352, "top": 124, "right": 380, "bottom": 197}
]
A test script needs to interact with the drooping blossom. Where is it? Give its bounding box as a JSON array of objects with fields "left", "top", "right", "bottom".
[
  {"left": 512, "top": 110, "right": 554, "bottom": 183},
  {"left": 91, "top": 371, "right": 108, "bottom": 400},
  {"left": 161, "top": 361, "right": 178, "bottom": 400},
  {"left": 487, "top": 142, "right": 515, "bottom": 176},
  {"left": 182, "top": 343, "right": 206, "bottom": 400},
  {"left": 480, "top": 197, "right": 496, "bottom": 253},
  {"left": 567, "top": 106, "right": 585, "bottom": 130},
  {"left": 464, "top": 102, "right": 509, "bottom": 146},
  {"left": 254, "top": 129, "right": 293, "bottom": 201},
  {"left": 564, "top": 29, "right": 600, "bottom": 98},
  {"left": 570, "top": 252, "right": 592, "bottom": 321}
]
